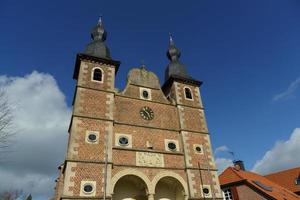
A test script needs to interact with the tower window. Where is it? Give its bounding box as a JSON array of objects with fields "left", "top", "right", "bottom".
[
  {"left": 143, "top": 90, "right": 149, "bottom": 99},
  {"left": 140, "top": 87, "right": 152, "bottom": 100},
  {"left": 196, "top": 146, "right": 202, "bottom": 152},
  {"left": 201, "top": 185, "right": 211, "bottom": 197},
  {"left": 80, "top": 181, "right": 96, "bottom": 196},
  {"left": 92, "top": 68, "right": 103, "bottom": 82},
  {"left": 118, "top": 136, "right": 129, "bottom": 146},
  {"left": 115, "top": 134, "right": 132, "bottom": 148},
  {"left": 85, "top": 131, "right": 99, "bottom": 144},
  {"left": 194, "top": 144, "right": 204, "bottom": 154},
  {"left": 203, "top": 188, "right": 210, "bottom": 195},
  {"left": 83, "top": 184, "right": 94, "bottom": 193},
  {"left": 184, "top": 87, "right": 193, "bottom": 100},
  {"left": 88, "top": 133, "right": 97, "bottom": 142},
  {"left": 165, "top": 139, "right": 179, "bottom": 152},
  {"left": 167, "top": 142, "right": 177, "bottom": 151}
]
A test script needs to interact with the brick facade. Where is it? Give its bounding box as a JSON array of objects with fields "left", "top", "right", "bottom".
[{"left": 54, "top": 44, "right": 222, "bottom": 199}]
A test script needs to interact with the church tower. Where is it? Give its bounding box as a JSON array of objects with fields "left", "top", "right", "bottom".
[{"left": 53, "top": 19, "right": 222, "bottom": 200}]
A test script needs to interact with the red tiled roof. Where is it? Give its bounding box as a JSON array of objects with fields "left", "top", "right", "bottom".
[
  {"left": 265, "top": 167, "right": 300, "bottom": 194},
  {"left": 219, "top": 167, "right": 300, "bottom": 200}
]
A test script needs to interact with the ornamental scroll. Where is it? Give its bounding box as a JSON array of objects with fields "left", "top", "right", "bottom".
[{"left": 136, "top": 152, "right": 164, "bottom": 167}]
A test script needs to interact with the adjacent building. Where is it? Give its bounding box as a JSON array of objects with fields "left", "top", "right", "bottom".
[
  {"left": 53, "top": 19, "right": 222, "bottom": 200},
  {"left": 265, "top": 167, "right": 300, "bottom": 196},
  {"left": 219, "top": 161, "right": 300, "bottom": 200}
]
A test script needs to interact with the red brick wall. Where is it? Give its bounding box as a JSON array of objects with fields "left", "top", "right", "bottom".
[
  {"left": 77, "top": 60, "right": 115, "bottom": 91},
  {"left": 236, "top": 185, "right": 267, "bottom": 200},
  {"left": 113, "top": 124, "right": 180, "bottom": 151},
  {"left": 115, "top": 96, "right": 180, "bottom": 130},
  {"left": 67, "top": 117, "right": 108, "bottom": 161},
  {"left": 176, "top": 82, "right": 202, "bottom": 108},
  {"left": 73, "top": 88, "right": 111, "bottom": 120},
  {"left": 68, "top": 162, "right": 105, "bottom": 197},
  {"left": 184, "top": 132, "right": 214, "bottom": 169}
]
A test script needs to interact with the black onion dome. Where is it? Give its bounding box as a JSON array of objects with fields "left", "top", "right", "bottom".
[
  {"left": 165, "top": 34, "right": 191, "bottom": 82},
  {"left": 85, "top": 17, "right": 111, "bottom": 59}
]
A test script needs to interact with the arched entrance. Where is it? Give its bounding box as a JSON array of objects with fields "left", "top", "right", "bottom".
[
  {"left": 113, "top": 175, "right": 148, "bottom": 200},
  {"left": 154, "top": 176, "right": 185, "bottom": 200}
]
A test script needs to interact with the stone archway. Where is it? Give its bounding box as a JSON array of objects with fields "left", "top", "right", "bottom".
[
  {"left": 111, "top": 169, "right": 152, "bottom": 200},
  {"left": 152, "top": 172, "right": 188, "bottom": 200},
  {"left": 113, "top": 175, "right": 148, "bottom": 200}
]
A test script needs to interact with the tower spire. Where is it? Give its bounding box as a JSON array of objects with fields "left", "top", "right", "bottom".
[
  {"left": 85, "top": 17, "right": 111, "bottom": 59},
  {"left": 167, "top": 33, "right": 181, "bottom": 62},
  {"left": 98, "top": 15, "right": 103, "bottom": 25},
  {"left": 165, "top": 33, "right": 190, "bottom": 81},
  {"left": 169, "top": 32, "right": 174, "bottom": 44}
]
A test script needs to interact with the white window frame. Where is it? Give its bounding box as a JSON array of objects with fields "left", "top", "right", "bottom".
[
  {"left": 91, "top": 67, "right": 104, "bottom": 83},
  {"left": 80, "top": 181, "right": 96, "bottom": 197},
  {"left": 85, "top": 131, "right": 99, "bottom": 144},
  {"left": 222, "top": 188, "right": 233, "bottom": 200},
  {"left": 193, "top": 144, "right": 204, "bottom": 154},
  {"left": 115, "top": 133, "right": 132, "bottom": 148},
  {"left": 201, "top": 185, "right": 212, "bottom": 198},
  {"left": 164, "top": 139, "right": 180, "bottom": 152},
  {"left": 184, "top": 86, "right": 193, "bottom": 101},
  {"left": 139, "top": 87, "right": 152, "bottom": 100}
]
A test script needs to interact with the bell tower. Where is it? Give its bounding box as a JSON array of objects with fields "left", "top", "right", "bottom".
[
  {"left": 162, "top": 35, "right": 222, "bottom": 199},
  {"left": 56, "top": 18, "right": 120, "bottom": 199}
]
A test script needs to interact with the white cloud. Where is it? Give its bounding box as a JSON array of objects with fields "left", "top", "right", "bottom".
[
  {"left": 215, "top": 157, "right": 233, "bottom": 174},
  {"left": 0, "top": 71, "right": 71, "bottom": 198},
  {"left": 214, "top": 145, "right": 230, "bottom": 154},
  {"left": 214, "top": 145, "right": 234, "bottom": 174},
  {"left": 252, "top": 128, "right": 300, "bottom": 175},
  {"left": 273, "top": 77, "right": 300, "bottom": 101}
]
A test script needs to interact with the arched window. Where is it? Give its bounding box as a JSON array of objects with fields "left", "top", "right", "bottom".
[
  {"left": 92, "top": 68, "right": 103, "bottom": 82},
  {"left": 184, "top": 87, "right": 193, "bottom": 100}
]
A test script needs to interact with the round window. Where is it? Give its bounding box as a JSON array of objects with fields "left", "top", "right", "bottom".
[
  {"left": 119, "top": 136, "right": 129, "bottom": 146},
  {"left": 168, "top": 142, "right": 177, "bottom": 151},
  {"left": 203, "top": 188, "right": 210, "bottom": 195},
  {"left": 142, "top": 90, "right": 149, "bottom": 99},
  {"left": 195, "top": 146, "right": 202, "bottom": 152},
  {"left": 88, "top": 133, "right": 97, "bottom": 142},
  {"left": 83, "top": 184, "right": 93, "bottom": 193}
]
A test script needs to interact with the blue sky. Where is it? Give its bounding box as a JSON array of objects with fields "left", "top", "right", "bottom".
[{"left": 1, "top": 0, "right": 300, "bottom": 198}]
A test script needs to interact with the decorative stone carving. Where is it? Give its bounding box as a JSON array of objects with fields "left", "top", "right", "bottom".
[{"left": 136, "top": 152, "right": 164, "bottom": 167}]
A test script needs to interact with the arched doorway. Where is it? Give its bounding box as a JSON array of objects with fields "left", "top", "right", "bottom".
[
  {"left": 154, "top": 176, "right": 185, "bottom": 200},
  {"left": 113, "top": 175, "right": 148, "bottom": 200}
]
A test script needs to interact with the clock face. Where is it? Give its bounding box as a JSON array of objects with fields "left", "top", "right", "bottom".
[{"left": 139, "top": 106, "right": 154, "bottom": 120}]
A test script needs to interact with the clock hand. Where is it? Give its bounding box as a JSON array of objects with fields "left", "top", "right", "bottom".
[{"left": 145, "top": 111, "right": 150, "bottom": 118}]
